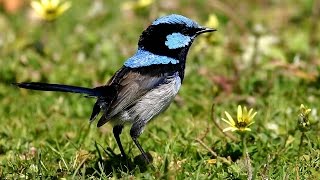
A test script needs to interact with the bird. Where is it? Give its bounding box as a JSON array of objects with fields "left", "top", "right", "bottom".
[{"left": 14, "top": 14, "right": 215, "bottom": 163}]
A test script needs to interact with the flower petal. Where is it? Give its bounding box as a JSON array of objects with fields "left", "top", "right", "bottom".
[
  {"left": 247, "top": 121, "right": 255, "bottom": 126},
  {"left": 243, "top": 128, "right": 252, "bottom": 131},
  {"left": 223, "top": 127, "right": 238, "bottom": 132},
  {"left": 224, "top": 111, "right": 235, "bottom": 125},
  {"left": 41, "top": 0, "right": 49, "bottom": 6},
  {"left": 222, "top": 118, "right": 235, "bottom": 127},
  {"left": 244, "top": 106, "right": 248, "bottom": 116},
  {"left": 248, "top": 108, "right": 253, "bottom": 116},
  {"left": 31, "top": 1, "right": 45, "bottom": 15},
  {"left": 51, "top": 0, "right": 60, "bottom": 7},
  {"left": 57, "top": 1, "right": 71, "bottom": 15},
  {"left": 237, "top": 105, "right": 242, "bottom": 122},
  {"left": 249, "top": 112, "right": 257, "bottom": 121}
]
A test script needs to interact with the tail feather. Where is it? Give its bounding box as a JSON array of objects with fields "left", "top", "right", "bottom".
[
  {"left": 13, "top": 82, "right": 103, "bottom": 97},
  {"left": 13, "top": 82, "right": 118, "bottom": 124}
]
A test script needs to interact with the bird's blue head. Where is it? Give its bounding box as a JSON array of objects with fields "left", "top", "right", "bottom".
[{"left": 125, "top": 14, "right": 215, "bottom": 69}]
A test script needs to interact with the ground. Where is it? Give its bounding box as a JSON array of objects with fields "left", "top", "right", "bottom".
[{"left": 0, "top": 0, "right": 319, "bottom": 179}]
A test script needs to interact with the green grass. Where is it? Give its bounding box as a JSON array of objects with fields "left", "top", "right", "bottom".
[{"left": 1, "top": 0, "right": 320, "bottom": 179}]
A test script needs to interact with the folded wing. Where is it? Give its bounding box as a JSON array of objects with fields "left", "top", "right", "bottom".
[{"left": 96, "top": 67, "right": 167, "bottom": 127}]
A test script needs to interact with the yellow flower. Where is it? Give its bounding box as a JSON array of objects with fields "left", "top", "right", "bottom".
[
  {"left": 31, "top": 0, "right": 71, "bottom": 21},
  {"left": 222, "top": 105, "right": 257, "bottom": 132},
  {"left": 136, "top": 0, "right": 153, "bottom": 8},
  {"left": 299, "top": 104, "right": 311, "bottom": 117},
  {"left": 122, "top": 0, "right": 154, "bottom": 11},
  {"left": 206, "top": 159, "right": 217, "bottom": 164},
  {"left": 205, "top": 14, "right": 219, "bottom": 28},
  {"left": 194, "top": 13, "right": 219, "bottom": 53},
  {"left": 298, "top": 104, "right": 311, "bottom": 132}
]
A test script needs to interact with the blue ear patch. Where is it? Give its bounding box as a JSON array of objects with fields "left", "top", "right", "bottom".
[
  {"left": 165, "top": 33, "right": 192, "bottom": 49},
  {"left": 124, "top": 49, "right": 179, "bottom": 68}
]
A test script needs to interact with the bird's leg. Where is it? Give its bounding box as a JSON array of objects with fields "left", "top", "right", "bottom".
[
  {"left": 132, "top": 137, "right": 150, "bottom": 163},
  {"left": 130, "top": 123, "right": 151, "bottom": 164},
  {"left": 113, "top": 125, "right": 126, "bottom": 159}
]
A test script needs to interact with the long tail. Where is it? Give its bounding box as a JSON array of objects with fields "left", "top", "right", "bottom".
[
  {"left": 13, "top": 82, "right": 111, "bottom": 97},
  {"left": 13, "top": 82, "right": 118, "bottom": 124}
]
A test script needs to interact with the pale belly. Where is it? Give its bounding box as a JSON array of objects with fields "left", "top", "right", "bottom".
[{"left": 113, "top": 74, "right": 181, "bottom": 125}]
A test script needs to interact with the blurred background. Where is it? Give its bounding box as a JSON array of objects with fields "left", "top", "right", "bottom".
[{"left": 0, "top": 0, "right": 319, "bottom": 178}]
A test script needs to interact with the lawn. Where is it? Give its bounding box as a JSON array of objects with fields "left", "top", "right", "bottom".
[{"left": 0, "top": 0, "right": 319, "bottom": 179}]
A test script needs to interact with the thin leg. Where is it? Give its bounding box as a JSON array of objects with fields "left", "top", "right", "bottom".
[
  {"left": 132, "top": 137, "right": 150, "bottom": 164},
  {"left": 130, "top": 123, "right": 150, "bottom": 163},
  {"left": 113, "top": 125, "right": 126, "bottom": 158}
]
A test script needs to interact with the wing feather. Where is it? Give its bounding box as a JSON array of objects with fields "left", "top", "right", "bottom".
[{"left": 97, "top": 67, "right": 166, "bottom": 126}]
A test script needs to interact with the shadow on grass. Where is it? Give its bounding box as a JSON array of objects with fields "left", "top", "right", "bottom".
[{"left": 84, "top": 144, "right": 153, "bottom": 178}]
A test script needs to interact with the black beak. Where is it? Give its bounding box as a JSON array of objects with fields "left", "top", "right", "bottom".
[{"left": 196, "top": 27, "right": 216, "bottom": 35}]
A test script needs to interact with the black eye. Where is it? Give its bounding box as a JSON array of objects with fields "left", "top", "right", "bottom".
[{"left": 182, "top": 28, "right": 199, "bottom": 36}]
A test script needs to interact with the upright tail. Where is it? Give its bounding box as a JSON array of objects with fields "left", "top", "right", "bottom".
[{"left": 13, "top": 82, "right": 113, "bottom": 97}]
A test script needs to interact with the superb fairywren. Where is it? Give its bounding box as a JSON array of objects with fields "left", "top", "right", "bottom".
[{"left": 14, "top": 14, "right": 215, "bottom": 163}]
